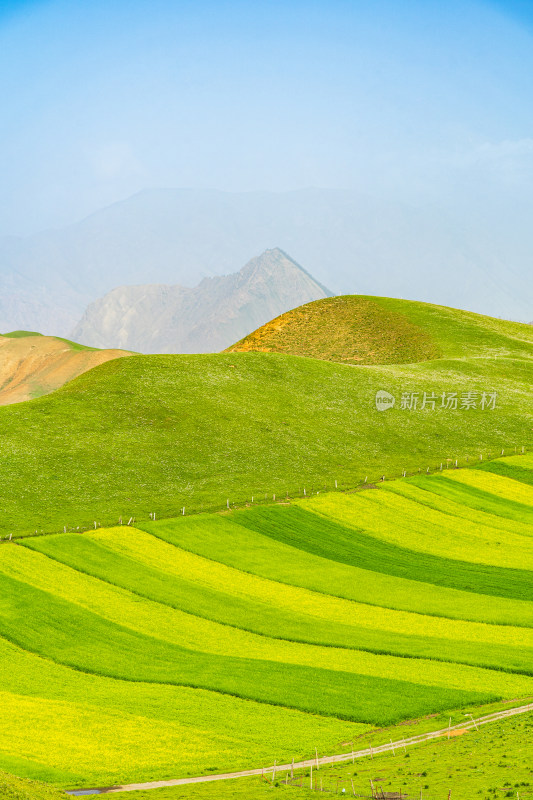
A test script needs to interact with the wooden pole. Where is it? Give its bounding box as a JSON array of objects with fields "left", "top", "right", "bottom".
[
  {"left": 310, "top": 763, "right": 313, "bottom": 789},
  {"left": 315, "top": 747, "right": 319, "bottom": 769},
  {"left": 350, "top": 778, "right": 356, "bottom": 796}
]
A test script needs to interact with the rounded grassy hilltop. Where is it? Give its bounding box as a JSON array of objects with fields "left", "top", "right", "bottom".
[{"left": 227, "top": 295, "right": 533, "bottom": 365}]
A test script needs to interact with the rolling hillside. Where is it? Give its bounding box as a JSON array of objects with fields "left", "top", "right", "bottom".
[
  {"left": 0, "top": 297, "right": 531, "bottom": 536},
  {"left": 0, "top": 454, "right": 531, "bottom": 789},
  {"left": 227, "top": 295, "right": 533, "bottom": 364},
  {"left": 0, "top": 331, "right": 131, "bottom": 405}
]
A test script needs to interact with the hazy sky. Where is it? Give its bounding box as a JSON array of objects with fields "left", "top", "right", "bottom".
[{"left": 1, "top": 0, "right": 533, "bottom": 236}]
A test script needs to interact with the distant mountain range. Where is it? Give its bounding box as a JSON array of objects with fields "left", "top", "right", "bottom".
[
  {"left": 72, "top": 249, "right": 331, "bottom": 353},
  {"left": 0, "top": 187, "right": 531, "bottom": 338}
]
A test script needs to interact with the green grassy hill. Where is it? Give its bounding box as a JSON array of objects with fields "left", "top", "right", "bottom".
[
  {"left": 227, "top": 296, "right": 533, "bottom": 364},
  {"left": 0, "top": 454, "right": 531, "bottom": 788},
  {"left": 0, "top": 296, "right": 531, "bottom": 536}
]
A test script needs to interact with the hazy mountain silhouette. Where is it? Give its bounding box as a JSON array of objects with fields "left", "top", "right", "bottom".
[
  {"left": 0, "top": 188, "right": 531, "bottom": 335},
  {"left": 72, "top": 248, "right": 331, "bottom": 353}
]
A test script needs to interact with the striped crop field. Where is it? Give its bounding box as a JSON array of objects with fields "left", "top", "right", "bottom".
[{"left": 0, "top": 455, "right": 531, "bottom": 790}]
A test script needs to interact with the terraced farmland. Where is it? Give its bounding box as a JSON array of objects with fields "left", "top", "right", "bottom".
[{"left": 0, "top": 455, "right": 531, "bottom": 790}]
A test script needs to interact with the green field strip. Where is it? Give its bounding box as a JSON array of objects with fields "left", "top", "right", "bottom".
[
  {"left": 0, "top": 568, "right": 530, "bottom": 713},
  {"left": 443, "top": 468, "right": 533, "bottom": 507},
  {"left": 513, "top": 453, "right": 533, "bottom": 467},
  {"left": 303, "top": 490, "right": 533, "bottom": 568},
  {"left": 229, "top": 506, "right": 533, "bottom": 601},
  {"left": 476, "top": 460, "right": 533, "bottom": 486},
  {"left": 18, "top": 532, "right": 533, "bottom": 649},
  {"left": 0, "top": 751, "right": 83, "bottom": 785},
  {"left": 138, "top": 516, "right": 533, "bottom": 627},
  {"left": 378, "top": 479, "right": 533, "bottom": 537},
  {"left": 4, "top": 544, "right": 533, "bottom": 679},
  {"left": 0, "top": 637, "right": 369, "bottom": 787},
  {"left": 0, "top": 571, "right": 491, "bottom": 725},
  {"left": 407, "top": 474, "right": 533, "bottom": 524}
]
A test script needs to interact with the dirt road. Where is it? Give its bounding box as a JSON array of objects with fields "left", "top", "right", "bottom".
[{"left": 67, "top": 701, "right": 532, "bottom": 796}]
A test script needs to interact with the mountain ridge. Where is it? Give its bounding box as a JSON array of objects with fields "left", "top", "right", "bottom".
[
  {"left": 1, "top": 187, "right": 531, "bottom": 336},
  {"left": 71, "top": 248, "right": 331, "bottom": 353}
]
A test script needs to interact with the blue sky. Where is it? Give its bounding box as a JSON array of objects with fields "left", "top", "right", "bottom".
[{"left": 1, "top": 0, "right": 533, "bottom": 235}]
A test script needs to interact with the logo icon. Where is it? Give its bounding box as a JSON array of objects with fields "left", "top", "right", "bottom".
[{"left": 375, "top": 390, "right": 395, "bottom": 412}]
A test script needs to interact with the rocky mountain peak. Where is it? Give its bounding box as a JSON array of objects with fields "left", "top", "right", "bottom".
[{"left": 71, "top": 249, "right": 332, "bottom": 354}]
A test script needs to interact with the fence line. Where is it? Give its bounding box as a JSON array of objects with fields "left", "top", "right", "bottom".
[{"left": 2, "top": 444, "right": 530, "bottom": 542}]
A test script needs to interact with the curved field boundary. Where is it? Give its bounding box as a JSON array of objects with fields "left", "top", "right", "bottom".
[
  {"left": 67, "top": 702, "right": 533, "bottom": 796},
  {"left": 231, "top": 505, "right": 533, "bottom": 601}
]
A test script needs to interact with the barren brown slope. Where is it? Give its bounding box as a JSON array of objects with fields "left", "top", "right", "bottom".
[
  {"left": 0, "top": 333, "right": 131, "bottom": 405},
  {"left": 226, "top": 295, "right": 441, "bottom": 365}
]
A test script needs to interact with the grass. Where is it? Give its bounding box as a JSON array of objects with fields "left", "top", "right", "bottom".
[
  {"left": 0, "top": 638, "right": 370, "bottom": 788},
  {"left": 1, "top": 329, "right": 95, "bottom": 351},
  {"left": 227, "top": 295, "right": 533, "bottom": 365},
  {"left": 1, "top": 330, "right": 43, "bottom": 338},
  {"left": 0, "top": 769, "right": 66, "bottom": 799},
  {"left": 226, "top": 296, "right": 441, "bottom": 364},
  {"left": 140, "top": 514, "right": 533, "bottom": 627},
  {"left": 405, "top": 475, "right": 533, "bottom": 524},
  {"left": 229, "top": 506, "right": 532, "bottom": 600},
  {"left": 1, "top": 565, "right": 491, "bottom": 726},
  {"left": 303, "top": 489, "right": 533, "bottom": 567},
  {"left": 269, "top": 711, "right": 533, "bottom": 800},
  {"left": 76, "top": 706, "right": 533, "bottom": 799},
  {"left": 475, "top": 453, "right": 533, "bottom": 486},
  {"left": 444, "top": 469, "right": 533, "bottom": 507},
  {"left": 0, "top": 297, "right": 530, "bottom": 791},
  {"left": 0, "top": 296, "right": 531, "bottom": 536},
  {"left": 0, "top": 454, "right": 530, "bottom": 787},
  {"left": 378, "top": 480, "right": 533, "bottom": 538},
  {"left": 11, "top": 536, "right": 533, "bottom": 680}
]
